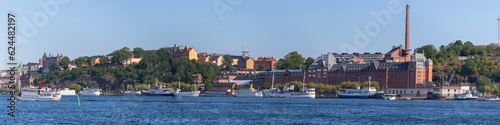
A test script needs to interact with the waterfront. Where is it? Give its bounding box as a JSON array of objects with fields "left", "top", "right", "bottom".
[{"left": 1, "top": 95, "right": 499, "bottom": 124}]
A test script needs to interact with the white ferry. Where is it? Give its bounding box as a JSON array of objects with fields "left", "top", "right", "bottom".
[
  {"left": 173, "top": 89, "right": 201, "bottom": 97},
  {"left": 15, "top": 80, "right": 61, "bottom": 101},
  {"left": 80, "top": 88, "right": 101, "bottom": 96},
  {"left": 59, "top": 88, "right": 77, "bottom": 96}
]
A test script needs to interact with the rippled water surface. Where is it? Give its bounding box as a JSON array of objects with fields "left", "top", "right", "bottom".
[{"left": 0, "top": 95, "right": 499, "bottom": 124}]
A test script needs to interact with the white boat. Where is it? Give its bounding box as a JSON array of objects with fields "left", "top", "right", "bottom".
[
  {"left": 236, "top": 88, "right": 263, "bottom": 98},
  {"left": 337, "top": 77, "right": 384, "bottom": 99},
  {"left": 262, "top": 70, "right": 315, "bottom": 98},
  {"left": 59, "top": 88, "right": 77, "bottom": 96},
  {"left": 454, "top": 91, "right": 478, "bottom": 100},
  {"left": 142, "top": 86, "right": 174, "bottom": 96},
  {"left": 338, "top": 86, "right": 384, "bottom": 99},
  {"left": 80, "top": 88, "right": 101, "bottom": 96},
  {"left": 173, "top": 89, "right": 201, "bottom": 97},
  {"left": 173, "top": 81, "right": 200, "bottom": 97},
  {"left": 262, "top": 86, "right": 315, "bottom": 98},
  {"left": 484, "top": 96, "right": 500, "bottom": 101},
  {"left": 124, "top": 91, "right": 141, "bottom": 96},
  {"left": 384, "top": 94, "right": 397, "bottom": 100},
  {"left": 15, "top": 78, "right": 61, "bottom": 101}
]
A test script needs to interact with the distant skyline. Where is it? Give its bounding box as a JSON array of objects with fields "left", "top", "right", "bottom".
[{"left": 1, "top": 0, "right": 500, "bottom": 70}]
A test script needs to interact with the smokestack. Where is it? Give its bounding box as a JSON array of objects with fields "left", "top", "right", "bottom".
[{"left": 405, "top": 4, "right": 410, "bottom": 51}]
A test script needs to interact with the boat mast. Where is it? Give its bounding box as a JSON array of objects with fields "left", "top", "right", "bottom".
[
  {"left": 271, "top": 69, "right": 275, "bottom": 89},
  {"left": 368, "top": 76, "right": 372, "bottom": 88},
  {"left": 302, "top": 68, "right": 305, "bottom": 90}
]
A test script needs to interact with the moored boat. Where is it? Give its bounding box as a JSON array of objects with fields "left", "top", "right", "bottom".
[
  {"left": 59, "top": 88, "right": 77, "bottom": 96},
  {"left": 454, "top": 92, "right": 478, "bottom": 100},
  {"left": 338, "top": 86, "right": 384, "bottom": 99},
  {"left": 80, "top": 88, "right": 101, "bottom": 96},
  {"left": 426, "top": 92, "right": 446, "bottom": 100},
  {"left": 384, "top": 94, "right": 397, "bottom": 100},
  {"left": 15, "top": 79, "right": 61, "bottom": 101},
  {"left": 235, "top": 84, "right": 263, "bottom": 98},
  {"left": 141, "top": 86, "right": 174, "bottom": 96},
  {"left": 484, "top": 96, "right": 500, "bottom": 101}
]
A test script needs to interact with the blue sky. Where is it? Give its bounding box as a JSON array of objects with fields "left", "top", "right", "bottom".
[{"left": 1, "top": 0, "right": 500, "bottom": 70}]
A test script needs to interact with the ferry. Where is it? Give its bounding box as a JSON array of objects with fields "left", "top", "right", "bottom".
[
  {"left": 454, "top": 92, "right": 478, "bottom": 100},
  {"left": 142, "top": 86, "right": 174, "bottom": 96},
  {"left": 80, "top": 88, "right": 101, "bottom": 96},
  {"left": 15, "top": 79, "right": 61, "bottom": 101},
  {"left": 338, "top": 86, "right": 384, "bottom": 99},
  {"left": 59, "top": 88, "right": 77, "bottom": 96}
]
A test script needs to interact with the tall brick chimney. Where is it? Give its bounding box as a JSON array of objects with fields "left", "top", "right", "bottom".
[{"left": 405, "top": 4, "right": 411, "bottom": 52}]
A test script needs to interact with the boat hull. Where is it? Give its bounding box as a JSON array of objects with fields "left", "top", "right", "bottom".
[
  {"left": 142, "top": 92, "right": 174, "bottom": 96},
  {"left": 15, "top": 95, "right": 61, "bottom": 101},
  {"left": 80, "top": 92, "right": 101, "bottom": 96},
  {"left": 338, "top": 93, "right": 384, "bottom": 99},
  {"left": 455, "top": 97, "right": 478, "bottom": 100},
  {"left": 174, "top": 91, "right": 200, "bottom": 97}
]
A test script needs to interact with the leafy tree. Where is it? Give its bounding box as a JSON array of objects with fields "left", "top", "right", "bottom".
[
  {"left": 275, "top": 51, "right": 305, "bottom": 69},
  {"left": 60, "top": 56, "right": 70, "bottom": 70},
  {"left": 361, "top": 81, "right": 380, "bottom": 91},
  {"left": 340, "top": 81, "right": 360, "bottom": 89},
  {"left": 100, "top": 56, "right": 110, "bottom": 66},
  {"left": 477, "top": 77, "right": 492, "bottom": 94},
  {"left": 222, "top": 55, "right": 233, "bottom": 70},
  {"left": 156, "top": 48, "right": 171, "bottom": 62},
  {"left": 69, "top": 83, "right": 82, "bottom": 92},
  {"left": 133, "top": 47, "right": 144, "bottom": 58},
  {"left": 304, "top": 57, "right": 315, "bottom": 68},
  {"left": 74, "top": 56, "right": 90, "bottom": 67},
  {"left": 111, "top": 47, "right": 132, "bottom": 65}
]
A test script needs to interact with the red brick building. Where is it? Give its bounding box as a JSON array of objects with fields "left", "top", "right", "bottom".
[{"left": 254, "top": 57, "right": 277, "bottom": 71}]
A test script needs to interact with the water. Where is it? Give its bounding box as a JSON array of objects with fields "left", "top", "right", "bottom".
[{"left": 1, "top": 95, "right": 499, "bottom": 124}]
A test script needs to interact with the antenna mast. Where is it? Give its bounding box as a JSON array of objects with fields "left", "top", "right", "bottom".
[{"left": 497, "top": 16, "right": 499, "bottom": 44}]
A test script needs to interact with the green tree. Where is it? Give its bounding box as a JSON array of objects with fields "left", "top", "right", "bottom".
[
  {"left": 74, "top": 56, "right": 90, "bottom": 67},
  {"left": 69, "top": 83, "right": 82, "bottom": 92},
  {"left": 340, "top": 81, "right": 360, "bottom": 89},
  {"left": 60, "top": 56, "right": 70, "bottom": 70},
  {"left": 222, "top": 55, "right": 233, "bottom": 70},
  {"left": 477, "top": 77, "right": 492, "bottom": 94},
  {"left": 361, "top": 81, "right": 381, "bottom": 91},
  {"left": 133, "top": 47, "right": 144, "bottom": 58},
  {"left": 275, "top": 51, "right": 305, "bottom": 69},
  {"left": 100, "top": 56, "right": 110, "bottom": 66},
  {"left": 304, "top": 57, "right": 315, "bottom": 68},
  {"left": 111, "top": 47, "right": 132, "bottom": 65}
]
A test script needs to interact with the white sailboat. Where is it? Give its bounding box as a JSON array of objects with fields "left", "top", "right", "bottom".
[
  {"left": 173, "top": 81, "right": 200, "bottom": 97},
  {"left": 15, "top": 79, "right": 62, "bottom": 101},
  {"left": 262, "top": 69, "right": 315, "bottom": 98}
]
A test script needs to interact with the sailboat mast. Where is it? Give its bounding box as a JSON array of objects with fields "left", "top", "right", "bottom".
[
  {"left": 302, "top": 69, "right": 305, "bottom": 88},
  {"left": 271, "top": 69, "right": 275, "bottom": 89}
]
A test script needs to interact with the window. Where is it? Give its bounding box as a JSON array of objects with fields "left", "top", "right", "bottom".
[
  {"left": 454, "top": 89, "right": 456, "bottom": 92},
  {"left": 323, "top": 76, "right": 326, "bottom": 78},
  {"left": 448, "top": 89, "right": 450, "bottom": 92}
]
